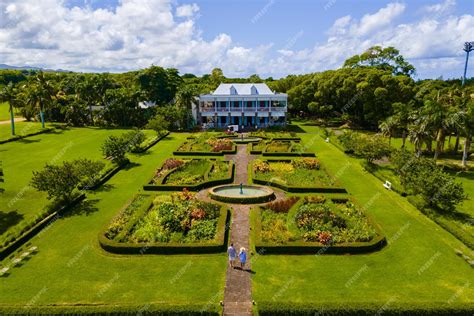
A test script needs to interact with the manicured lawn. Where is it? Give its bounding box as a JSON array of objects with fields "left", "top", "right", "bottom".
[
  {"left": 0, "top": 121, "right": 48, "bottom": 141},
  {"left": 0, "top": 127, "right": 154, "bottom": 243},
  {"left": 0, "top": 132, "right": 226, "bottom": 309},
  {"left": 251, "top": 125, "right": 473, "bottom": 308}
]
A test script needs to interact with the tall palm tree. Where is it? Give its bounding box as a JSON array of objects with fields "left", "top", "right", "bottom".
[
  {"left": 28, "top": 72, "right": 55, "bottom": 128},
  {"left": 458, "top": 92, "right": 474, "bottom": 168},
  {"left": 419, "top": 91, "right": 455, "bottom": 160},
  {"left": 379, "top": 116, "right": 397, "bottom": 145},
  {"left": 392, "top": 101, "right": 413, "bottom": 148},
  {"left": 175, "top": 86, "right": 197, "bottom": 129},
  {"left": 0, "top": 82, "right": 17, "bottom": 135}
]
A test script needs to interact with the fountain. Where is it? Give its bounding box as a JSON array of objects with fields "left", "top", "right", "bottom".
[{"left": 208, "top": 184, "right": 275, "bottom": 204}]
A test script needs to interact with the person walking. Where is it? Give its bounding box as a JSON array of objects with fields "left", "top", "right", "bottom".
[
  {"left": 227, "top": 243, "right": 236, "bottom": 268},
  {"left": 239, "top": 247, "right": 247, "bottom": 270}
]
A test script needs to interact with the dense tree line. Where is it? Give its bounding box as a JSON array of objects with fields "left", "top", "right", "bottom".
[{"left": 0, "top": 46, "right": 473, "bottom": 146}]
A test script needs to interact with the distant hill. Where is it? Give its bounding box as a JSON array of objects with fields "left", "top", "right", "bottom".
[{"left": 0, "top": 64, "right": 72, "bottom": 73}]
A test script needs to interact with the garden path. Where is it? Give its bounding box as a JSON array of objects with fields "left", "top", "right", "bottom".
[
  {"left": 196, "top": 144, "right": 285, "bottom": 315},
  {"left": 222, "top": 144, "right": 254, "bottom": 315}
]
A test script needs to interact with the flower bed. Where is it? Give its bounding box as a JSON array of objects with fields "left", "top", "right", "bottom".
[
  {"left": 248, "top": 131, "right": 300, "bottom": 141},
  {"left": 253, "top": 196, "right": 386, "bottom": 254},
  {"left": 174, "top": 134, "right": 236, "bottom": 155},
  {"left": 143, "top": 158, "right": 234, "bottom": 191},
  {"left": 251, "top": 158, "right": 346, "bottom": 193},
  {"left": 99, "top": 191, "right": 229, "bottom": 254},
  {"left": 250, "top": 140, "right": 315, "bottom": 156}
]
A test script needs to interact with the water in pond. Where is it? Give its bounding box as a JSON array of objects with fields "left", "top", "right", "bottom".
[{"left": 213, "top": 186, "right": 267, "bottom": 197}]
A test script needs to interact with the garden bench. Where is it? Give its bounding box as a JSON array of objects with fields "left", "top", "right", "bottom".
[
  {"left": 11, "top": 258, "right": 22, "bottom": 265},
  {"left": 383, "top": 180, "right": 392, "bottom": 190},
  {"left": 325, "top": 137, "right": 330, "bottom": 142},
  {"left": 0, "top": 266, "right": 9, "bottom": 276},
  {"left": 29, "top": 246, "right": 38, "bottom": 252}
]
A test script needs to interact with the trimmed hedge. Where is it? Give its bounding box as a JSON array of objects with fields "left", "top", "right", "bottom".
[
  {"left": 173, "top": 145, "right": 237, "bottom": 156},
  {"left": 143, "top": 161, "right": 235, "bottom": 192},
  {"left": 98, "top": 206, "right": 230, "bottom": 254},
  {"left": 0, "top": 194, "right": 86, "bottom": 260},
  {"left": 252, "top": 198, "right": 386, "bottom": 255},
  {"left": 0, "top": 127, "right": 55, "bottom": 144},
  {"left": 251, "top": 159, "right": 347, "bottom": 193},
  {"left": 113, "top": 194, "right": 155, "bottom": 242},
  {"left": 257, "top": 301, "right": 474, "bottom": 315},
  {"left": 132, "top": 131, "right": 170, "bottom": 153},
  {"left": 262, "top": 152, "right": 316, "bottom": 157},
  {"left": 0, "top": 303, "right": 220, "bottom": 315}
]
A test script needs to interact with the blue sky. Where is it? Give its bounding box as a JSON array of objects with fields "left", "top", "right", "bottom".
[{"left": 1, "top": 0, "right": 473, "bottom": 79}]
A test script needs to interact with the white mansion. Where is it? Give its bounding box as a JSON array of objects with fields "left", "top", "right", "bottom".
[{"left": 195, "top": 83, "right": 288, "bottom": 129}]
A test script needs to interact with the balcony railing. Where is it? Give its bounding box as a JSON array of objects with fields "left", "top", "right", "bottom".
[{"left": 200, "top": 106, "right": 287, "bottom": 113}]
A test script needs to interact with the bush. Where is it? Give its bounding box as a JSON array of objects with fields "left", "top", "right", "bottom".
[
  {"left": 266, "top": 196, "right": 300, "bottom": 213},
  {"left": 101, "top": 135, "right": 129, "bottom": 163},
  {"left": 31, "top": 159, "right": 105, "bottom": 202}
]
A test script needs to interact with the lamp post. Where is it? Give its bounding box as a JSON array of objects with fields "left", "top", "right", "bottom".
[{"left": 462, "top": 42, "right": 474, "bottom": 87}]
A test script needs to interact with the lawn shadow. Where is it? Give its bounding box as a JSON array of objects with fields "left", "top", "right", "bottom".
[
  {"left": 453, "top": 171, "right": 474, "bottom": 181},
  {"left": 0, "top": 210, "right": 24, "bottom": 235},
  {"left": 94, "top": 183, "right": 115, "bottom": 193},
  {"left": 61, "top": 199, "right": 99, "bottom": 218},
  {"left": 123, "top": 162, "right": 141, "bottom": 170},
  {"left": 16, "top": 138, "right": 41, "bottom": 144}
]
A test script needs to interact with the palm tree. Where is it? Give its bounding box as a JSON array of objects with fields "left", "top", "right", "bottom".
[
  {"left": 175, "top": 86, "right": 197, "bottom": 129},
  {"left": 392, "top": 101, "right": 412, "bottom": 148},
  {"left": 0, "top": 82, "right": 17, "bottom": 135},
  {"left": 28, "top": 71, "right": 55, "bottom": 128},
  {"left": 379, "top": 116, "right": 397, "bottom": 145},
  {"left": 408, "top": 109, "right": 430, "bottom": 157},
  {"left": 458, "top": 93, "right": 474, "bottom": 168}
]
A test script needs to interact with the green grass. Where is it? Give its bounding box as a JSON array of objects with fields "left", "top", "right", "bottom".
[
  {"left": 0, "top": 131, "right": 226, "bottom": 308},
  {"left": 0, "top": 121, "right": 50, "bottom": 142},
  {"left": 251, "top": 124, "right": 473, "bottom": 307},
  {"left": 0, "top": 127, "right": 155, "bottom": 242}
]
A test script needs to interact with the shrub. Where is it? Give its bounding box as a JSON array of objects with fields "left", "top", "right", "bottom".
[
  {"left": 292, "top": 157, "right": 320, "bottom": 169},
  {"left": 101, "top": 135, "right": 129, "bottom": 163},
  {"left": 253, "top": 159, "right": 270, "bottom": 173},
  {"left": 122, "top": 129, "right": 146, "bottom": 152},
  {"left": 31, "top": 159, "right": 105, "bottom": 202},
  {"left": 206, "top": 138, "right": 233, "bottom": 152},
  {"left": 266, "top": 196, "right": 300, "bottom": 213}
]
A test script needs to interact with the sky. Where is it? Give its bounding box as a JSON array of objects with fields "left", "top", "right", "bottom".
[{"left": 0, "top": 0, "right": 473, "bottom": 79}]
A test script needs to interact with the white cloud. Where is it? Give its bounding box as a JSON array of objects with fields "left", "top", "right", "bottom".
[
  {"left": 423, "top": 0, "right": 456, "bottom": 14},
  {"left": 176, "top": 3, "right": 199, "bottom": 18},
  {"left": 0, "top": 0, "right": 471, "bottom": 79},
  {"left": 352, "top": 3, "right": 405, "bottom": 36}
]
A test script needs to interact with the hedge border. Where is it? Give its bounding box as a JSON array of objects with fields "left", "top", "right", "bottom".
[
  {"left": 99, "top": 205, "right": 230, "bottom": 255},
  {"left": 173, "top": 146, "right": 237, "bottom": 156},
  {"left": 257, "top": 301, "right": 474, "bottom": 315},
  {"left": 0, "top": 303, "right": 220, "bottom": 315},
  {"left": 143, "top": 160, "right": 235, "bottom": 191},
  {"left": 0, "top": 194, "right": 86, "bottom": 260},
  {"left": 113, "top": 194, "right": 155, "bottom": 242},
  {"left": 251, "top": 159, "right": 347, "bottom": 193},
  {"left": 250, "top": 140, "right": 315, "bottom": 157},
  {"left": 253, "top": 197, "right": 386, "bottom": 255},
  {"left": 0, "top": 127, "right": 55, "bottom": 144},
  {"left": 132, "top": 131, "right": 170, "bottom": 153}
]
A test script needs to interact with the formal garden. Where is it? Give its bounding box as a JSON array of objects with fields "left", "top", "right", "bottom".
[
  {"left": 0, "top": 123, "right": 472, "bottom": 315},
  {"left": 0, "top": 44, "right": 473, "bottom": 314}
]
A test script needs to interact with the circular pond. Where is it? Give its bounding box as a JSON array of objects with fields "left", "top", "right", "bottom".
[{"left": 208, "top": 184, "right": 275, "bottom": 204}]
